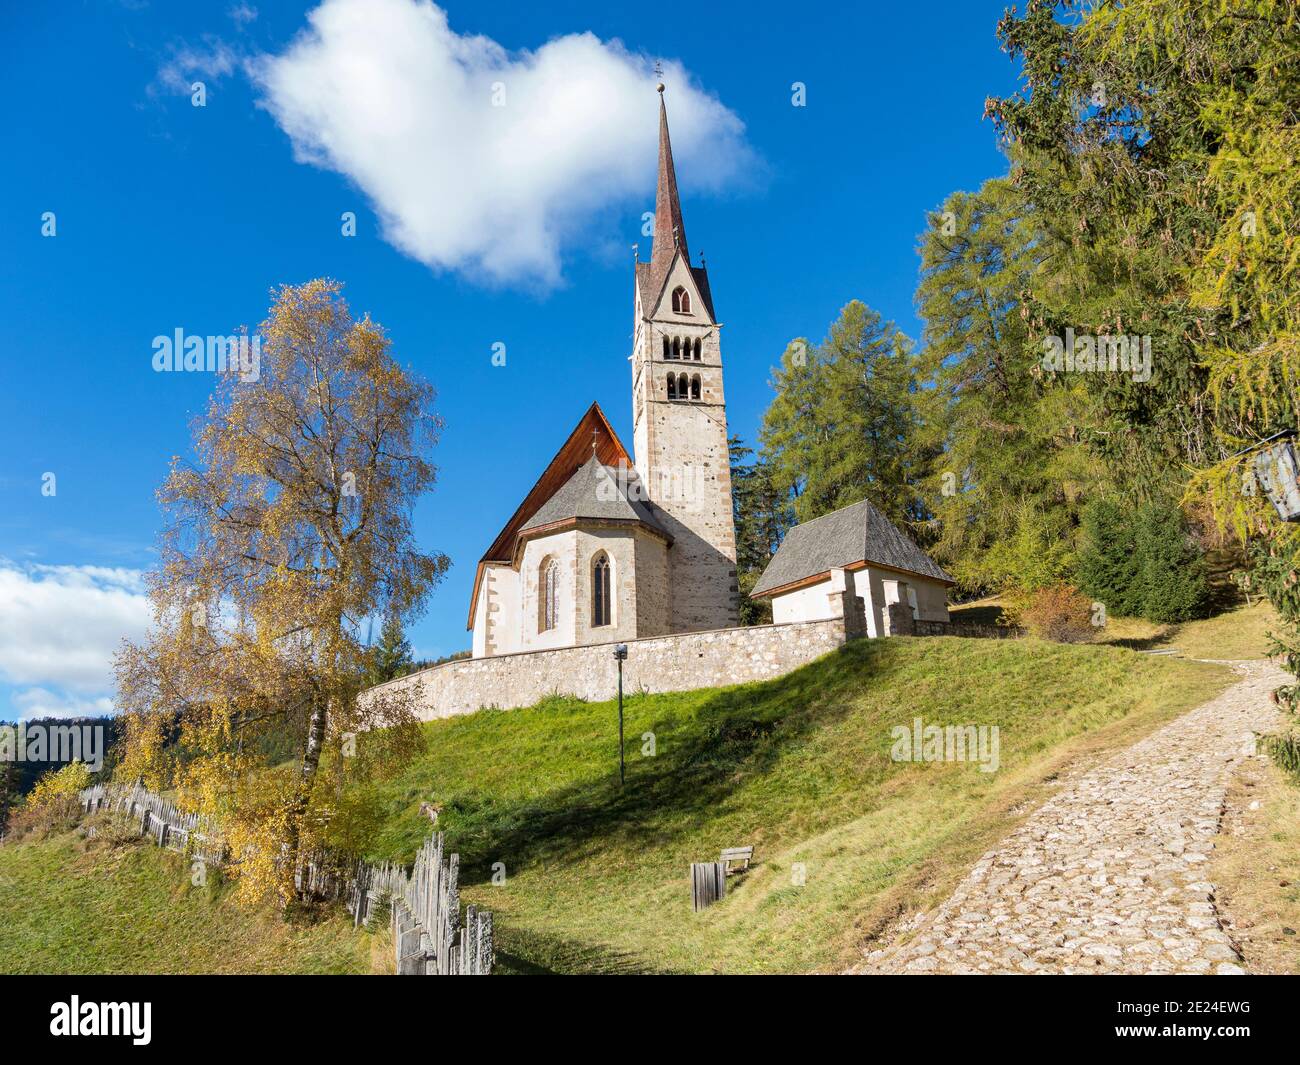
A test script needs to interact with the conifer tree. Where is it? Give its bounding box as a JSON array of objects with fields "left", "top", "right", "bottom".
[
  {"left": 0, "top": 757, "right": 17, "bottom": 837},
  {"left": 760, "top": 301, "right": 931, "bottom": 530},
  {"left": 369, "top": 615, "right": 414, "bottom": 684},
  {"left": 1077, "top": 500, "right": 1141, "bottom": 617},
  {"left": 914, "top": 177, "right": 1106, "bottom": 595},
  {"left": 730, "top": 437, "right": 793, "bottom": 625}
]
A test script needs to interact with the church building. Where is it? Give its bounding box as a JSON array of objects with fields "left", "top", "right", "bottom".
[{"left": 467, "top": 88, "right": 739, "bottom": 658}]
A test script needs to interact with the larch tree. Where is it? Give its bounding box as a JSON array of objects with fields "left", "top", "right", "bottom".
[
  {"left": 729, "top": 436, "right": 793, "bottom": 625},
  {"left": 760, "top": 301, "right": 932, "bottom": 530},
  {"left": 987, "top": 0, "right": 1300, "bottom": 701},
  {"left": 114, "top": 279, "right": 449, "bottom": 901},
  {"left": 914, "top": 176, "right": 1107, "bottom": 595}
]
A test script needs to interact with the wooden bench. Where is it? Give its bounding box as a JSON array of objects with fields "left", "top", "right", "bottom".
[{"left": 719, "top": 846, "right": 754, "bottom": 875}]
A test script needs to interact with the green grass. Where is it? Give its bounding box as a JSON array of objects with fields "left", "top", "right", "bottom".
[
  {"left": 951, "top": 596, "right": 1281, "bottom": 660},
  {"left": 349, "top": 636, "right": 1233, "bottom": 974},
  {"left": 0, "top": 636, "right": 1240, "bottom": 975},
  {"left": 0, "top": 826, "right": 376, "bottom": 975},
  {"left": 1095, "top": 600, "right": 1280, "bottom": 660},
  {"left": 1212, "top": 755, "right": 1300, "bottom": 974}
]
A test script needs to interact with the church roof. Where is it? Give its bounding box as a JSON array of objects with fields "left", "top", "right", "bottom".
[
  {"left": 520, "top": 455, "right": 667, "bottom": 537},
  {"left": 750, "top": 498, "right": 954, "bottom": 598},
  {"left": 467, "top": 403, "right": 660, "bottom": 629},
  {"left": 651, "top": 90, "right": 688, "bottom": 293},
  {"left": 637, "top": 90, "right": 716, "bottom": 320}
]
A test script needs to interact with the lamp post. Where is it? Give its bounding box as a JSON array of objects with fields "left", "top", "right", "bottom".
[{"left": 613, "top": 644, "right": 628, "bottom": 786}]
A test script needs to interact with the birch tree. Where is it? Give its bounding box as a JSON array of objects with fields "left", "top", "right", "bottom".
[{"left": 115, "top": 279, "right": 449, "bottom": 901}]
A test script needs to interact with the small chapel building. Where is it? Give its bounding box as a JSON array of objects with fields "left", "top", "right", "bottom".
[
  {"left": 468, "top": 88, "right": 739, "bottom": 659},
  {"left": 750, "top": 498, "right": 954, "bottom": 637}
]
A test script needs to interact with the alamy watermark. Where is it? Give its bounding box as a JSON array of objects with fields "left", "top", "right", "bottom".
[
  {"left": 0, "top": 722, "right": 105, "bottom": 772},
  {"left": 890, "top": 717, "right": 1000, "bottom": 774},
  {"left": 152, "top": 329, "right": 261, "bottom": 382},
  {"left": 595, "top": 463, "right": 706, "bottom": 505},
  {"left": 50, "top": 997, "right": 151, "bottom": 1046},
  {"left": 1040, "top": 327, "right": 1151, "bottom": 383}
]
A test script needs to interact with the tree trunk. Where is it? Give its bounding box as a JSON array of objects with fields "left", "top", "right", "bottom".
[{"left": 286, "top": 692, "right": 329, "bottom": 901}]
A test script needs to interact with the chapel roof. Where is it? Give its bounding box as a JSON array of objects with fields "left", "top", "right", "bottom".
[
  {"left": 750, "top": 498, "right": 954, "bottom": 598},
  {"left": 520, "top": 455, "right": 667, "bottom": 538}
]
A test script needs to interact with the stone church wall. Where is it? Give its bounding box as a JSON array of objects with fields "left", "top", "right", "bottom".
[{"left": 361, "top": 617, "right": 849, "bottom": 723}]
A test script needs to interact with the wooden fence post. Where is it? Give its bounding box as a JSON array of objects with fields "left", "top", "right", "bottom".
[{"left": 691, "top": 861, "right": 726, "bottom": 911}]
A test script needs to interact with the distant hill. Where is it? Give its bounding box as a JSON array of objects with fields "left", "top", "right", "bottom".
[{"left": 0, "top": 716, "right": 123, "bottom": 796}]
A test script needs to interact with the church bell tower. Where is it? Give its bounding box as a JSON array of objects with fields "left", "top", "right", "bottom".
[{"left": 630, "top": 86, "right": 739, "bottom": 632}]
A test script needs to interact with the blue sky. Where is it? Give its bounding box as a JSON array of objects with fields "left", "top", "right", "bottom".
[{"left": 0, "top": 0, "right": 1019, "bottom": 720}]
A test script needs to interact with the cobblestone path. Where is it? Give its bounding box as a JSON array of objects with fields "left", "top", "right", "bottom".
[{"left": 857, "top": 661, "right": 1286, "bottom": 975}]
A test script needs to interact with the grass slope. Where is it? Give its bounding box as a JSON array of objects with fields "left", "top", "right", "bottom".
[
  {"left": 0, "top": 828, "right": 375, "bottom": 975},
  {"left": 354, "top": 636, "right": 1233, "bottom": 974},
  {"left": 1214, "top": 756, "right": 1300, "bottom": 974},
  {"left": 1096, "top": 600, "right": 1279, "bottom": 660},
  {"left": 951, "top": 597, "right": 1280, "bottom": 660}
]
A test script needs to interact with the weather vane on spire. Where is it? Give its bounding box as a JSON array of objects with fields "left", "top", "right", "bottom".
[{"left": 654, "top": 60, "right": 664, "bottom": 93}]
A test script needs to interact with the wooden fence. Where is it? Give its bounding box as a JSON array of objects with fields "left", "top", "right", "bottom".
[
  {"left": 79, "top": 781, "right": 226, "bottom": 866},
  {"left": 355, "top": 835, "right": 493, "bottom": 975},
  {"left": 78, "top": 782, "right": 493, "bottom": 975}
]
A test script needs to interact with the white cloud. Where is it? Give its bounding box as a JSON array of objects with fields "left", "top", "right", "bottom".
[
  {"left": 248, "top": 0, "right": 755, "bottom": 286},
  {"left": 0, "top": 563, "right": 150, "bottom": 703},
  {"left": 11, "top": 688, "right": 115, "bottom": 722},
  {"left": 229, "top": 3, "right": 258, "bottom": 28},
  {"left": 156, "top": 38, "right": 241, "bottom": 95}
]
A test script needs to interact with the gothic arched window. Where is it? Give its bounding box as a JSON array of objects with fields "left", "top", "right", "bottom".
[
  {"left": 667, "top": 374, "right": 677, "bottom": 400},
  {"left": 538, "top": 557, "right": 559, "bottom": 633},
  {"left": 672, "top": 287, "right": 691, "bottom": 314},
  {"left": 678, "top": 373, "right": 689, "bottom": 400},
  {"left": 693, "top": 338, "right": 702, "bottom": 361},
  {"left": 592, "top": 553, "right": 612, "bottom": 627},
  {"left": 690, "top": 374, "right": 701, "bottom": 400},
  {"left": 662, "top": 336, "right": 670, "bottom": 359},
  {"left": 672, "top": 337, "right": 681, "bottom": 360}
]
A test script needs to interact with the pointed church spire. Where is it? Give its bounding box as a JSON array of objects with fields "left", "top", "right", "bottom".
[{"left": 651, "top": 85, "right": 689, "bottom": 277}]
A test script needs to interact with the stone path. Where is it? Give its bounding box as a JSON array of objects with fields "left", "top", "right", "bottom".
[{"left": 857, "top": 660, "right": 1287, "bottom": 975}]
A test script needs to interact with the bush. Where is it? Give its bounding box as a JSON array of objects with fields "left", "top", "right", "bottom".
[
  {"left": 1077, "top": 499, "right": 1209, "bottom": 623},
  {"left": 11, "top": 761, "right": 92, "bottom": 838},
  {"left": 1018, "top": 584, "right": 1096, "bottom": 643},
  {"left": 1264, "top": 732, "right": 1300, "bottom": 782}
]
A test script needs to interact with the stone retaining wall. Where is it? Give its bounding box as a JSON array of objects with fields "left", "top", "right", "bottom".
[{"left": 361, "top": 617, "right": 849, "bottom": 722}]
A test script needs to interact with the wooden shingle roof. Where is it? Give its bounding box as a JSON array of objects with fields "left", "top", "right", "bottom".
[{"left": 751, "top": 498, "right": 953, "bottom": 598}]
